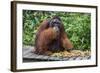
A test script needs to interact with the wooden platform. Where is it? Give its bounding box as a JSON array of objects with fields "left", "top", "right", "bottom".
[{"left": 23, "top": 46, "right": 91, "bottom": 62}]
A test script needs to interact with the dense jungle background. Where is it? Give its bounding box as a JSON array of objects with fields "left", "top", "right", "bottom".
[{"left": 23, "top": 10, "right": 91, "bottom": 51}]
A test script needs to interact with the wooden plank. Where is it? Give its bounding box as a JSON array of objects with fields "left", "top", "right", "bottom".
[
  {"left": 23, "top": 52, "right": 33, "bottom": 58},
  {"left": 35, "top": 55, "right": 45, "bottom": 59},
  {"left": 26, "top": 53, "right": 38, "bottom": 59},
  {"left": 49, "top": 56, "right": 58, "bottom": 60},
  {"left": 82, "top": 56, "right": 91, "bottom": 60},
  {"left": 42, "top": 56, "right": 50, "bottom": 60},
  {"left": 63, "top": 57, "right": 70, "bottom": 61},
  {"left": 22, "top": 47, "right": 32, "bottom": 56},
  {"left": 68, "top": 57, "right": 76, "bottom": 60},
  {"left": 23, "top": 46, "right": 91, "bottom": 62},
  {"left": 75, "top": 56, "right": 83, "bottom": 60},
  {"left": 53, "top": 57, "right": 62, "bottom": 61}
]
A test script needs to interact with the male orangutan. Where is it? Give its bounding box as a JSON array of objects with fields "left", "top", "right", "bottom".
[{"left": 34, "top": 16, "right": 73, "bottom": 55}]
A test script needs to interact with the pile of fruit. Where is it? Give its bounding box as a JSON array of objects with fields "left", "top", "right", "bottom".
[{"left": 51, "top": 50, "right": 91, "bottom": 57}]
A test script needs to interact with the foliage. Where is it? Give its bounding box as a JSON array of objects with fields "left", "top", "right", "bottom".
[{"left": 23, "top": 10, "right": 91, "bottom": 50}]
